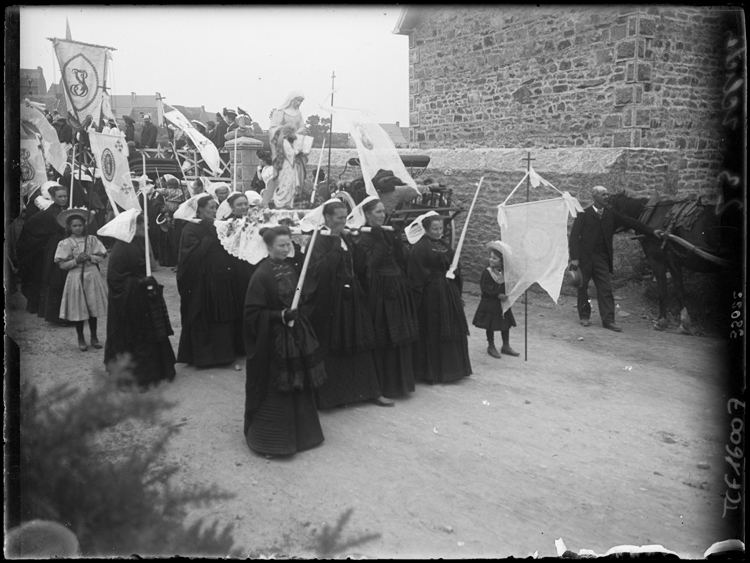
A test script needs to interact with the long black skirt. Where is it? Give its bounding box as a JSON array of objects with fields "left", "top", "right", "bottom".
[
  {"left": 106, "top": 340, "right": 176, "bottom": 389},
  {"left": 315, "top": 351, "right": 381, "bottom": 409},
  {"left": 413, "top": 337, "right": 472, "bottom": 384},
  {"left": 177, "top": 316, "right": 236, "bottom": 368},
  {"left": 373, "top": 344, "right": 415, "bottom": 398},
  {"left": 246, "top": 387, "right": 324, "bottom": 456},
  {"left": 37, "top": 270, "right": 67, "bottom": 324}
]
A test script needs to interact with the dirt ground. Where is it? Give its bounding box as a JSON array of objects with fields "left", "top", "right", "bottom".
[{"left": 6, "top": 257, "right": 736, "bottom": 559}]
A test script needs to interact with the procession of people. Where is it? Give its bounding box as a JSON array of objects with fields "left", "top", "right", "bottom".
[{"left": 14, "top": 86, "right": 669, "bottom": 461}]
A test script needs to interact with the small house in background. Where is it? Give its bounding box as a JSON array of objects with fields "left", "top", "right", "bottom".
[{"left": 379, "top": 122, "right": 411, "bottom": 147}]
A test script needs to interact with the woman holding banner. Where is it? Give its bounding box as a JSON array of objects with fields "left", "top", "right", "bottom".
[
  {"left": 243, "top": 225, "right": 326, "bottom": 457},
  {"left": 351, "top": 196, "right": 418, "bottom": 398},
  {"left": 101, "top": 209, "right": 176, "bottom": 389},
  {"left": 407, "top": 213, "right": 472, "bottom": 384},
  {"left": 175, "top": 194, "right": 243, "bottom": 367},
  {"left": 302, "top": 200, "right": 392, "bottom": 408}
]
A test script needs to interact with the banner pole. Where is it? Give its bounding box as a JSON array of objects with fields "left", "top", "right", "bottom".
[
  {"left": 446, "top": 176, "right": 484, "bottom": 279},
  {"left": 69, "top": 143, "right": 76, "bottom": 209},
  {"left": 523, "top": 151, "right": 535, "bottom": 362},
  {"left": 310, "top": 137, "right": 326, "bottom": 206},
  {"left": 326, "top": 71, "right": 335, "bottom": 184},
  {"left": 233, "top": 129, "right": 238, "bottom": 192}
]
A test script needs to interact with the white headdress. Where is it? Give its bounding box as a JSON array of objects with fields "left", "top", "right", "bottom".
[
  {"left": 216, "top": 190, "right": 249, "bottom": 221},
  {"left": 41, "top": 180, "right": 62, "bottom": 200},
  {"left": 96, "top": 208, "right": 141, "bottom": 243},
  {"left": 486, "top": 240, "right": 512, "bottom": 256},
  {"left": 174, "top": 193, "right": 213, "bottom": 221},
  {"left": 299, "top": 198, "right": 342, "bottom": 232},
  {"left": 346, "top": 195, "right": 380, "bottom": 229},
  {"left": 245, "top": 190, "right": 262, "bottom": 206},
  {"left": 205, "top": 182, "right": 230, "bottom": 202},
  {"left": 405, "top": 211, "right": 440, "bottom": 245}
]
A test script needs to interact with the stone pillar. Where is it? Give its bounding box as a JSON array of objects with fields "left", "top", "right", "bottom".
[{"left": 225, "top": 136, "right": 264, "bottom": 193}]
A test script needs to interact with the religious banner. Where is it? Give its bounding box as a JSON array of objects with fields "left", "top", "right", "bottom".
[
  {"left": 497, "top": 194, "right": 583, "bottom": 313},
  {"left": 322, "top": 105, "right": 416, "bottom": 197},
  {"left": 20, "top": 134, "right": 49, "bottom": 187},
  {"left": 52, "top": 38, "right": 111, "bottom": 123},
  {"left": 20, "top": 99, "right": 67, "bottom": 174},
  {"left": 163, "top": 102, "right": 222, "bottom": 175},
  {"left": 89, "top": 131, "right": 141, "bottom": 214}
]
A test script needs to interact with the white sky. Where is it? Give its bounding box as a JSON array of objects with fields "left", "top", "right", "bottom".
[{"left": 19, "top": 5, "right": 410, "bottom": 131}]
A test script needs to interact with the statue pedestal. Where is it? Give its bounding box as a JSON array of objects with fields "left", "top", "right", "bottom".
[{"left": 225, "top": 137, "right": 264, "bottom": 193}]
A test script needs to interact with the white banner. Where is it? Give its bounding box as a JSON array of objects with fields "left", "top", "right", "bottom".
[
  {"left": 322, "top": 105, "right": 416, "bottom": 197},
  {"left": 498, "top": 196, "right": 582, "bottom": 313},
  {"left": 53, "top": 38, "right": 111, "bottom": 123},
  {"left": 20, "top": 100, "right": 67, "bottom": 174},
  {"left": 89, "top": 132, "right": 141, "bottom": 214},
  {"left": 163, "top": 103, "right": 222, "bottom": 175},
  {"left": 20, "top": 135, "right": 49, "bottom": 187}
]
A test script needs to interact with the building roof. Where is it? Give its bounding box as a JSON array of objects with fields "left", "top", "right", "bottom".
[
  {"left": 392, "top": 8, "right": 422, "bottom": 35},
  {"left": 20, "top": 67, "right": 47, "bottom": 96},
  {"left": 379, "top": 123, "right": 410, "bottom": 145}
]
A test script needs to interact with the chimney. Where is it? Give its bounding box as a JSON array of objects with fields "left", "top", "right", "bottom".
[
  {"left": 396, "top": 121, "right": 400, "bottom": 127},
  {"left": 131, "top": 92, "right": 136, "bottom": 102}
]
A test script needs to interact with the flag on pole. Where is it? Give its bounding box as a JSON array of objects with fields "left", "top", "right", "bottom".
[
  {"left": 20, "top": 133, "right": 49, "bottom": 186},
  {"left": 497, "top": 194, "right": 583, "bottom": 313},
  {"left": 322, "top": 105, "right": 416, "bottom": 197},
  {"left": 89, "top": 131, "right": 141, "bottom": 214},
  {"left": 163, "top": 102, "right": 222, "bottom": 175},
  {"left": 20, "top": 99, "right": 67, "bottom": 174},
  {"left": 52, "top": 38, "right": 111, "bottom": 123}
]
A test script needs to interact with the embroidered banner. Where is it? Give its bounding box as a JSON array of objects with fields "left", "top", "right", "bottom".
[{"left": 89, "top": 131, "right": 140, "bottom": 214}]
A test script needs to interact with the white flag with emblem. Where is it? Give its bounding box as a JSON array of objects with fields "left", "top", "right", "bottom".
[
  {"left": 21, "top": 99, "right": 67, "bottom": 174},
  {"left": 53, "top": 38, "right": 112, "bottom": 123},
  {"left": 163, "top": 102, "right": 222, "bottom": 175},
  {"left": 89, "top": 131, "right": 141, "bottom": 214},
  {"left": 322, "top": 105, "right": 416, "bottom": 197},
  {"left": 497, "top": 195, "right": 583, "bottom": 313},
  {"left": 20, "top": 134, "right": 49, "bottom": 187}
]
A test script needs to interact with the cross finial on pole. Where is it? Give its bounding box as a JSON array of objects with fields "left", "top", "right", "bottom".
[{"left": 523, "top": 151, "right": 535, "bottom": 172}]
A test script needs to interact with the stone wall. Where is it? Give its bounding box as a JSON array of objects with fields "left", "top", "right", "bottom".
[{"left": 406, "top": 6, "right": 736, "bottom": 195}]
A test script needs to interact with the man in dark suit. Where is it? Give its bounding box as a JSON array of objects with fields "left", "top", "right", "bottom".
[
  {"left": 569, "top": 186, "right": 664, "bottom": 332},
  {"left": 139, "top": 114, "right": 158, "bottom": 149}
]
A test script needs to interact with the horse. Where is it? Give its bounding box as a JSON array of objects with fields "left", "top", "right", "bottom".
[{"left": 607, "top": 192, "right": 739, "bottom": 334}]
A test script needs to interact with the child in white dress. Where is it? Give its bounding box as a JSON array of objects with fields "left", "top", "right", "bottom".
[{"left": 54, "top": 209, "right": 108, "bottom": 351}]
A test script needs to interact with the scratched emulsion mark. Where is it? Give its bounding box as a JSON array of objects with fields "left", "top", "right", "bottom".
[{"left": 656, "top": 431, "right": 677, "bottom": 445}]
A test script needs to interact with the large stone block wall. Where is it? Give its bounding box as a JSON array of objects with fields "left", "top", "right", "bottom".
[{"left": 407, "top": 6, "right": 734, "bottom": 194}]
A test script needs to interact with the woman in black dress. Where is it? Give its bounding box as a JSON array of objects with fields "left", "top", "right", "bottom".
[
  {"left": 407, "top": 213, "right": 472, "bottom": 384},
  {"left": 176, "top": 194, "right": 243, "bottom": 367},
  {"left": 350, "top": 196, "right": 418, "bottom": 398},
  {"left": 302, "top": 200, "right": 393, "bottom": 408},
  {"left": 244, "top": 226, "right": 326, "bottom": 457},
  {"left": 101, "top": 209, "right": 176, "bottom": 389},
  {"left": 16, "top": 183, "right": 69, "bottom": 322}
]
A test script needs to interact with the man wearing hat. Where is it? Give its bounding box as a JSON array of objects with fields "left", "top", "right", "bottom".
[
  {"left": 139, "top": 114, "right": 158, "bottom": 149},
  {"left": 569, "top": 185, "right": 665, "bottom": 332},
  {"left": 214, "top": 108, "right": 237, "bottom": 149},
  {"left": 206, "top": 120, "right": 217, "bottom": 146},
  {"left": 122, "top": 115, "right": 136, "bottom": 143}
]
